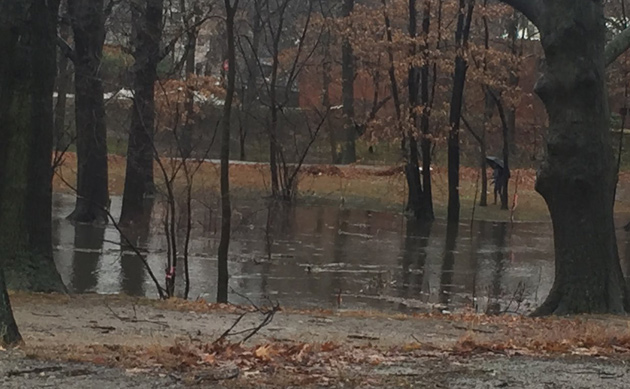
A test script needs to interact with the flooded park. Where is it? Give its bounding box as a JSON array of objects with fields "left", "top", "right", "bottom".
[{"left": 54, "top": 192, "right": 630, "bottom": 315}]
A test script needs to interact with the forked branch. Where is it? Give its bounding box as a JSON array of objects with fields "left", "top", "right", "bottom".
[{"left": 498, "top": 0, "right": 542, "bottom": 28}]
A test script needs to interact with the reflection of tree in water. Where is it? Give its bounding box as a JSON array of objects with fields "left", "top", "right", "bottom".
[
  {"left": 260, "top": 201, "right": 296, "bottom": 297},
  {"left": 468, "top": 220, "right": 490, "bottom": 311},
  {"left": 264, "top": 201, "right": 295, "bottom": 261},
  {"left": 330, "top": 209, "right": 351, "bottom": 306},
  {"left": 119, "top": 204, "right": 153, "bottom": 296},
  {"left": 71, "top": 224, "right": 105, "bottom": 293},
  {"left": 399, "top": 219, "right": 432, "bottom": 305},
  {"left": 439, "top": 222, "right": 459, "bottom": 308},
  {"left": 487, "top": 222, "right": 508, "bottom": 314}
]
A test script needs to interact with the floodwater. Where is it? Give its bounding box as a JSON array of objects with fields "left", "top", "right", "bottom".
[{"left": 51, "top": 193, "right": 630, "bottom": 314}]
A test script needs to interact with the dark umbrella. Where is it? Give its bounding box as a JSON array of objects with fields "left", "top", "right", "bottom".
[{"left": 485, "top": 156, "right": 504, "bottom": 170}]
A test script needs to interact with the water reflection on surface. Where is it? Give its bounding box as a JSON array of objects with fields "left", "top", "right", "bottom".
[{"left": 51, "top": 193, "right": 630, "bottom": 313}]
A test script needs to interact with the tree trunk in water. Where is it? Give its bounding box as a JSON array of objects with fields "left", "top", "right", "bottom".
[
  {"left": 54, "top": 9, "right": 72, "bottom": 151},
  {"left": 0, "top": 0, "right": 66, "bottom": 293},
  {"left": 120, "top": 0, "right": 163, "bottom": 225},
  {"left": 500, "top": 107, "right": 510, "bottom": 211},
  {"left": 447, "top": 0, "right": 474, "bottom": 222},
  {"left": 532, "top": 0, "right": 628, "bottom": 315},
  {"left": 419, "top": 0, "right": 434, "bottom": 220},
  {"left": 405, "top": 0, "right": 430, "bottom": 221},
  {"left": 269, "top": 96, "right": 280, "bottom": 196},
  {"left": 479, "top": 143, "right": 488, "bottom": 206},
  {"left": 339, "top": 0, "right": 356, "bottom": 164},
  {"left": 218, "top": 0, "right": 238, "bottom": 303},
  {"left": 67, "top": 0, "right": 109, "bottom": 223},
  {"left": 492, "top": 93, "right": 511, "bottom": 210},
  {"left": 268, "top": 1, "right": 288, "bottom": 197}
]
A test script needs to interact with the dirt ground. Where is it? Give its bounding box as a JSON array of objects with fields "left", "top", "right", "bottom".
[{"left": 4, "top": 293, "right": 630, "bottom": 387}]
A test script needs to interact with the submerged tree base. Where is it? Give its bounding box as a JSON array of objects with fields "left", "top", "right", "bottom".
[
  {"left": 67, "top": 199, "right": 108, "bottom": 225},
  {"left": 2, "top": 252, "right": 66, "bottom": 294}
]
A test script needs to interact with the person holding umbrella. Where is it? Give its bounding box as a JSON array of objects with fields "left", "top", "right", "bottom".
[{"left": 486, "top": 156, "right": 509, "bottom": 205}]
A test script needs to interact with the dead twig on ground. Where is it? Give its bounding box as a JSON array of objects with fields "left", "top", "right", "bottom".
[
  {"left": 7, "top": 366, "right": 63, "bottom": 377},
  {"left": 213, "top": 298, "right": 281, "bottom": 344},
  {"left": 452, "top": 324, "right": 495, "bottom": 334},
  {"left": 104, "top": 303, "right": 169, "bottom": 327},
  {"left": 347, "top": 334, "right": 380, "bottom": 341}
]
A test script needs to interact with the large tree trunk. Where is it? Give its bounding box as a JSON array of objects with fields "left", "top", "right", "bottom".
[
  {"left": 0, "top": 0, "right": 66, "bottom": 293},
  {"left": 339, "top": 0, "right": 356, "bottom": 164},
  {"left": 447, "top": 0, "right": 474, "bottom": 222},
  {"left": 120, "top": 0, "right": 163, "bottom": 225},
  {"left": 67, "top": 0, "right": 110, "bottom": 223},
  {"left": 0, "top": 269, "right": 21, "bottom": 346},
  {"left": 530, "top": 0, "right": 628, "bottom": 315},
  {"left": 217, "top": 0, "right": 239, "bottom": 303}
]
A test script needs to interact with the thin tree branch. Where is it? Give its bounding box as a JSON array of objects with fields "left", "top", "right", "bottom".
[
  {"left": 461, "top": 115, "right": 483, "bottom": 145},
  {"left": 56, "top": 36, "right": 76, "bottom": 62},
  {"left": 606, "top": 26, "right": 630, "bottom": 67}
]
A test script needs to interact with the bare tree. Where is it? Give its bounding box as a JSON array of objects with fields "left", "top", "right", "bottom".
[
  {"left": 66, "top": 0, "right": 110, "bottom": 223},
  {"left": 499, "top": 0, "right": 630, "bottom": 314},
  {"left": 218, "top": 0, "right": 239, "bottom": 303},
  {"left": 0, "top": 0, "right": 66, "bottom": 293},
  {"left": 446, "top": 0, "right": 474, "bottom": 222},
  {"left": 120, "top": 0, "right": 165, "bottom": 224},
  {"left": 339, "top": 0, "right": 356, "bottom": 164}
]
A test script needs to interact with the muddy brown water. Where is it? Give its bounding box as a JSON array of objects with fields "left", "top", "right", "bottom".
[{"left": 51, "top": 193, "right": 630, "bottom": 314}]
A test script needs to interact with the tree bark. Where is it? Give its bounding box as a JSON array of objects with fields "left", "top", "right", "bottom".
[
  {"left": 0, "top": 268, "right": 21, "bottom": 346},
  {"left": 339, "top": 0, "right": 356, "bottom": 164},
  {"left": 526, "top": 0, "right": 627, "bottom": 315},
  {"left": 67, "top": 0, "right": 110, "bottom": 223},
  {"left": 419, "top": 0, "right": 434, "bottom": 219},
  {"left": 405, "top": 0, "right": 430, "bottom": 221},
  {"left": 493, "top": 94, "right": 510, "bottom": 210},
  {"left": 217, "top": 0, "right": 239, "bottom": 303},
  {"left": 120, "top": 0, "right": 163, "bottom": 225},
  {"left": 266, "top": 0, "right": 290, "bottom": 197},
  {"left": 0, "top": 0, "right": 66, "bottom": 293},
  {"left": 606, "top": 25, "right": 630, "bottom": 66},
  {"left": 179, "top": 1, "right": 199, "bottom": 159},
  {"left": 479, "top": 90, "right": 493, "bottom": 207},
  {"left": 447, "top": 0, "right": 474, "bottom": 222},
  {"left": 321, "top": 9, "right": 337, "bottom": 164},
  {"left": 505, "top": 11, "right": 519, "bottom": 158},
  {"left": 54, "top": 7, "right": 72, "bottom": 151}
]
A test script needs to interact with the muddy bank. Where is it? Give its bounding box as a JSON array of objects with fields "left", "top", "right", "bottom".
[{"left": 3, "top": 293, "right": 630, "bottom": 387}]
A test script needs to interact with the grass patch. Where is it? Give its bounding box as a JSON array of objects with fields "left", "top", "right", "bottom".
[{"left": 52, "top": 151, "right": 630, "bottom": 222}]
